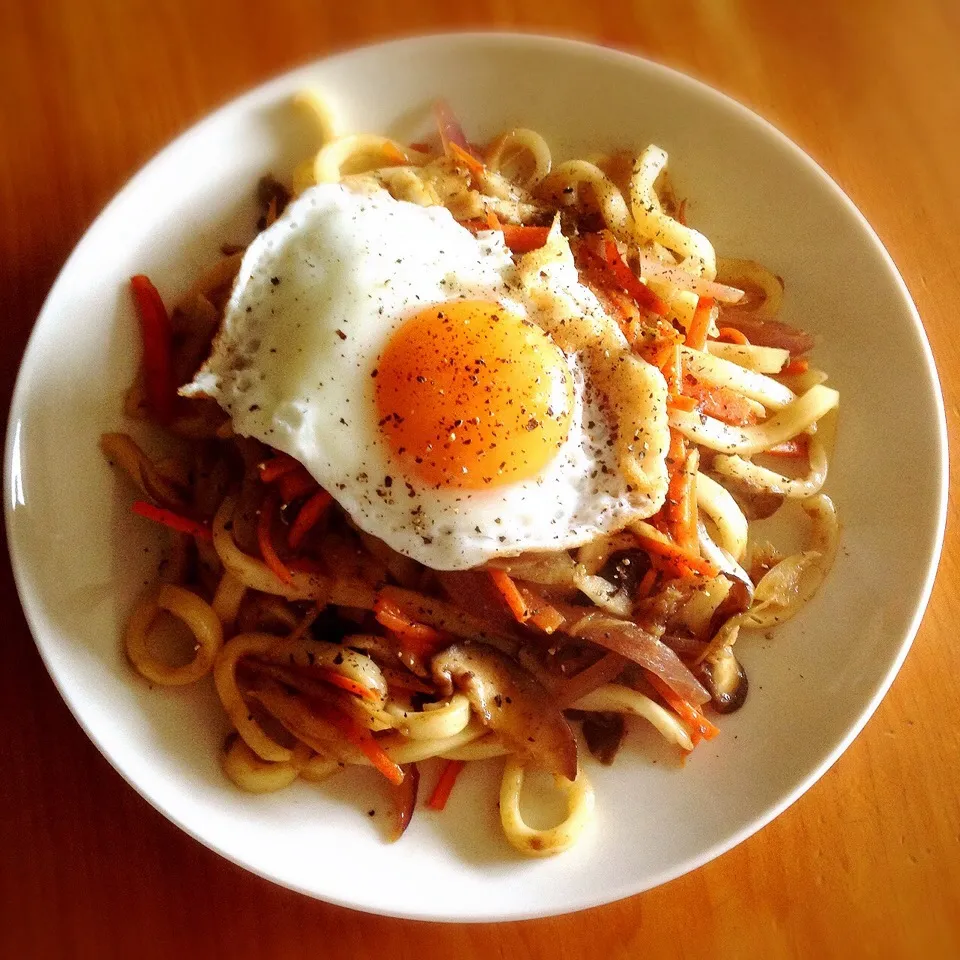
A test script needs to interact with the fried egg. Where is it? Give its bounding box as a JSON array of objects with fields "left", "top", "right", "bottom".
[{"left": 188, "top": 183, "right": 668, "bottom": 569}]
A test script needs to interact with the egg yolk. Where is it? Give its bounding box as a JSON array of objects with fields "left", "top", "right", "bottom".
[{"left": 375, "top": 301, "right": 575, "bottom": 489}]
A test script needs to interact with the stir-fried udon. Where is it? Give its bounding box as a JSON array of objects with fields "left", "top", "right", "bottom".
[{"left": 103, "top": 94, "right": 839, "bottom": 857}]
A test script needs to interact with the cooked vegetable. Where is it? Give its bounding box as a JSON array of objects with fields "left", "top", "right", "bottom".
[
  {"left": 130, "top": 275, "right": 175, "bottom": 424},
  {"left": 431, "top": 643, "right": 578, "bottom": 780}
]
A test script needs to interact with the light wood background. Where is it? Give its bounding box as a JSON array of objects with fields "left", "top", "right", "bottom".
[{"left": 2, "top": 2, "right": 958, "bottom": 957}]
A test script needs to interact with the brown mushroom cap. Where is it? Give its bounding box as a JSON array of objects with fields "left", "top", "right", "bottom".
[{"left": 431, "top": 642, "right": 578, "bottom": 781}]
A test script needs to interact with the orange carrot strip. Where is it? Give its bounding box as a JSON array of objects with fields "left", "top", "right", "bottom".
[
  {"left": 426, "top": 759, "right": 466, "bottom": 811},
  {"left": 259, "top": 454, "right": 300, "bottom": 484},
  {"left": 667, "top": 395, "right": 697, "bottom": 413},
  {"left": 667, "top": 462, "right": 697, "bottom": 551},
  {"left": 635, "top": 532, "right": 719, "bottom": 579},
  {"left": 717, "top": 326, "right": 749, "bottom": 345},
  {"left": 501, "top": 224, "right": 551, "bottom": 254},
  {"left": 685, "top": 296, "right": 714, "bottom": 351},
  {"left": 311, "top": 699, "right": 404, "bottom": 785},
  {"left": 766, "top": 436, "right": 810, "bottom": 458},
  {"left": 782, "top": 357, "right": 809, "bottom": 375},
  {"left": 488, "top": 570, "right": 530, "bottom": 622},
  {"left": 666, "top": 429, "right": 686, "bottom": 476},
  {"left": 484, "top": 209, "right": 501, "bottom": 230},
  {"left": 278, "top": 467, "right": 317, "bottom": 504},
  {"left": 131, "top": 501, "right": 212, "bottom": 541},
  {"left": 130, "top": 275, "right": 175, "bottom": 424},
  {"left": 449, "top": 140, "right": 485, "bottom": 178},
  {"left": 315, "top": 667, "right": 378, "bottom": 702},
  {"left": 257, "top": 493, "right": 293, "bottom": 585},
  {"left": 646, "top": 672, "right": 720, "bottom": 741},
  {"left": 288, "top": 489, "right": 333, "bottom": 550},
  {"left": 588, "top": 234, "right": 671, "bottom": 317},
  {"left": 682, "top": 379, "right": 759, "bottom": 426},
  {"left": 374, "top": 597, "right": 447, "bottom": 655},
  {"left": 635, "top": 567, "right": 658, "bottom": 600},
  {"left": 513, "top": 581, "right": 565, "bottom": 634}
]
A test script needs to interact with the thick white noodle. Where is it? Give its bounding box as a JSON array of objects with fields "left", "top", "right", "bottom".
[
  {"left": 313, "top": 135, "right": 430, "bottom": 185},
  {"left": 125, "top": 585, "right": 224, "bottom": 687},
  {"left": 222, "top": 737, "right": 311, "bottom": 793},
  {"left": 681, "top": 346, "right": 796, "bottom": 411},
  {"left": 669, "top": 385, "right": 839, "bottom": 455},
  {"left": 696, "top": 472, "right": 749, "bottom": 560},
  {"left": 713, "top": 433, "right": 829, "bottom": 498},
  {"left": 484, "top": 128, "right": 553, "bottom": 188},
  {"left": 571, "top": 684, "right": 694, "bottom": 751},
  {"left": 705, "top": 341, "right": 790, "bottom": 373},
  {"left": 499, "top": 760, "right": 595, "bottom": 857},
  {"left": 630, "top": 145, "right": 717, "bottom": 278},
  {"left": 537, "top": 160, "right": 633, "bottom": 239},
  {"left": 385, "top": 694, "right": 472, "bottom": 740}
]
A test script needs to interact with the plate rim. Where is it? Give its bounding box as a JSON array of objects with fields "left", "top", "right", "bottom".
[{"left": 3, "top": 30, "right": 950, "bottom": 922}]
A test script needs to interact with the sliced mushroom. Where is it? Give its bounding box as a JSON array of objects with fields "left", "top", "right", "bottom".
[
  {"left": 577, "top": 711, "right": 626, "bottom": 765},
  {"left": 431, "top": 642, "right": 578, "bottom": 781},
  {"left": 695, "top": 648, "right": 749, "bottom": 714}
]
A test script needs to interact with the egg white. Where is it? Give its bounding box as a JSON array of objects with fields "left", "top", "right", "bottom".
[{"left": 189, "top": 183, "right": 663, "bottom": 570}]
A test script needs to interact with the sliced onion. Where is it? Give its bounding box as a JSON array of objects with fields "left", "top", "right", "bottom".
[
  {"left": 741, "top": 494, "right": 839, "bottom": 629},
  {"left": 565, "top": 611, "right": 709, "bottom": 705},
  {"left": 634, "top": 250, "right": 745, "bottom": 303},
  {"left": 716, "top": 313, "right": 815, "bottom": 355}
]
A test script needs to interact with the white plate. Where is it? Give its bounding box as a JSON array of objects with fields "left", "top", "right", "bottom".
[{"left": 4, "top": 33, "right": 947, "bottom": 921}]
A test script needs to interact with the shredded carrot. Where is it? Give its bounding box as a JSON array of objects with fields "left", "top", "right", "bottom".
[
  {"left": 259, "top": 454, "right": 300, "bottom": 484},
  {"left": 489, "top": 569, "right": 530, "bottom": 622},
  {"left": 634, "top": 531, "right": 719, "bottom": 579},
  {"left": 131, "top": 501, "right": 212, "bottom": 541},
  {"left": 374, "top": 596, "right": 446, "bottom": 655},
  {"left": 645, "top": 673, "right": 720, "bottom": 742},
  {"left": 667, "top": 460, "right": 698, "bottom": 551},
  {"left": 666, "top": 428, "right": 686, "bottom": 476},
  {"left": 587, "top": 234, "right": 670, "bottom": 317},
  {"left": 667, "top": 394, "right": 697, "bottom": 413},
  {"left": 484, "top": 209, "right": 501, "bottom": 230},
  {"left": 315, "top": 667, "right": 378, "bottom": 702},
  {"left": 682, "top": 378, "right": 759, "bottom": 426},
  {"left": 278, "top": 466, "right": 317, "bottom": 504},
  {"left": 500, "top": 224, "right": 551, "bottom": 254},
  {"left": 685, "top": 296, "right": 714, "bottom": 351},
  {"left": 426, "top": 759, "right": 466, "bottom": 811},
  {"left": 257, "top": 493, "right": 292, "bottom": 584},
  {"left": 717, "top": 326, "right": 750, "bottom": 346},
  {"left": 513, "top": 580, "right": 565, "bottom": 634},
  {"left": 766, "top": 436, "right": 810, "bottom": 458},
  {"left": 311, "top": 699, "right": 404, "bottom": 784},
  {"left": 635, "top": 567, "right": 658, "bottom": 600},
  {"left": 288, "top": 489, "right": 333, "bottom": 550},
  {"left": 448, "top": 140, "right": 485, "bottom": 178},
  {"left": 130, "top": 275, "right": 175, "bottom": 424},
  {"left": 782, "top": 356, "right": 809, "bottom": 375}
]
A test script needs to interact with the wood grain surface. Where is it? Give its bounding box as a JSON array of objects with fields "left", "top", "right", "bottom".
[{"left": 2, "top": 2, "right": 958, "bottom": 957}]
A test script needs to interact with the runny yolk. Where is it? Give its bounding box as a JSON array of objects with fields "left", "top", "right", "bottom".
[{"left": 375, "top": 300, "right": 574, "bottom": 489}]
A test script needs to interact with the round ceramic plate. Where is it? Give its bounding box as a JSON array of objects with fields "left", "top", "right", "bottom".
[{"left": 4, "top": 33, "right": 947, "bottom": 921}]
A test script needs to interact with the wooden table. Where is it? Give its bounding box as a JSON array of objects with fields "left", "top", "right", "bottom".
[{"left": 2, "top": 2, "right": 958, "bottom": 957}]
